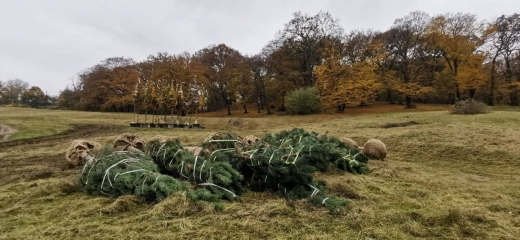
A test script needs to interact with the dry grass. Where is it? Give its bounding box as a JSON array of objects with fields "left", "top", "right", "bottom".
[{"left": 1, "top": 105, "right": 520, "bottom": 239}]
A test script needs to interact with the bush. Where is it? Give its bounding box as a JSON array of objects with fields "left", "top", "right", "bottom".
[
  {"left": 285, "top": 87, "right": 321, "bottom": 115},
  {"left": 449, "top": 99, "right": 489, "bottom": 115}
]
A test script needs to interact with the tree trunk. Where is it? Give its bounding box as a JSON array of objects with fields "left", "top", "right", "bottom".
[
  {"left": 256, "top": 100, "right": 261, "bottom": 113},
  {"left": 386, "top": 89, "right": 393, "bottom": 103},
  {"left": 264, "top": 98, "right": 271, "bottom": 114},
  {"left": 455, "top": 84, "right": 461, "bottom": 100},
  {"left": 469, "top": 89, "right": 476, "bottom": 99},
  {"left": 243, "top": 104, "right": 248, "bottom": 114},
  {"left": 227, "top": 105, "right": 232, "bottom": 115},
  {"left": 510, "top": 91, "right": 519, "bottom": 106},
  {"left": 488, "top": 59, "right": 496, "bottom": 106},
  {"left": 405, "top": 96, "right": 412, "bottom": 109}
]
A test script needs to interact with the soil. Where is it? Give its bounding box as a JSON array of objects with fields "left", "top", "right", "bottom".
[
  {"left": 0, "top": 124, "right": 123, "bottom": 185},
  {"left": 0, "top": 124, "right": 17, "bottom": 141}
]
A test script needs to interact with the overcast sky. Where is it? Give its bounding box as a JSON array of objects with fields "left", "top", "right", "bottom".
[{"left": 1, "top": 0, "right": 519, "bottom": 95}]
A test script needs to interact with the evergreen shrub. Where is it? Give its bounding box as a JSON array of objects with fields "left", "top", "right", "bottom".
[{"left": 285, "top": 87, "right": 321, "bottom": 115}]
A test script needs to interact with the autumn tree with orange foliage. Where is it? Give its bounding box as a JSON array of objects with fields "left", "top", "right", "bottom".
[
  {"left": 315, "top": 36, "right": 380, "bottom": 112},
  {"left": 135, "top": 52, "right": 207, "bottom": 123},
  {"left": 426, "top": 13, "right": 491, "bottom": 100},
  {"left": 77, "top": 57, "right": 138, "bottom": 111}
]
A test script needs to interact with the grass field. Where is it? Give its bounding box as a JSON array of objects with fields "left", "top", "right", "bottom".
[{"left": 1, "top": 104, "right": 519, "bottom": 239}]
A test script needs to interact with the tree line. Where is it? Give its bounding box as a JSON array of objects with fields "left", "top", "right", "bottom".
[
  {"left": 50, "top": 11, "right": 520, "bottom": 112},
  {"left": 0, "top": 79, "right": 53, "bottom": 108}
]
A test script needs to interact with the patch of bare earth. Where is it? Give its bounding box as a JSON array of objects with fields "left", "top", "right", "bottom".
[
  {"left": 0, "top": 124, "right": 17, "bottom": 141},
  {"left": 0, "top": 124, "right": 121, "bottom": 184}
]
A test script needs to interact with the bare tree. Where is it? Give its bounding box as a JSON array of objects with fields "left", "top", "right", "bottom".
[
  {"left": 489, "top": 14, "right": 520, "bottom": 105},
  {"left": 273, "top": 11, "right": 344, "bottom": 86},
  {"left": 0, "top": 79, "right": 29, "bottom": 105},
  {"left": 383, "top": 11, "right": 437, "bottom": 108}
]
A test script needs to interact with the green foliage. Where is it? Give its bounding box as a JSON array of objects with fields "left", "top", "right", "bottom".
[
  {"left": 285, "top": 87, "right": 321, "bottom": 115},
  {"left": 80, "top": 148, "right": 190, "bottom": 201},
  {"left": 238, "top": 128, "right": 368, "bottom": 212},
  {"left": 82, "top": 128, "right": 370, "bottom": 214},
  {"left": 449, "top": 99, "right": 490, "bottom": 115},
  {"left": 147, "top": 139, "right": 244, "bottom": 199}
]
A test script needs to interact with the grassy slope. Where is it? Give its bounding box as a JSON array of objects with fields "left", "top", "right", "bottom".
[{"left": 0, "top": 105, "right": 519, "bottom": 239}]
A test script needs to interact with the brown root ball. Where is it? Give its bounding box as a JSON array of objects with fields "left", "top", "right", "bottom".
[
  {"left": 362, "top": 139, "right": 387, "bottom": 160},
  {"left": 113, "top": 133, "right": 145, "bottom": 153},
  {"left": 340, "top": 137, "right": 359, "bottom": 149},
  {"left": 184, "top": 146, "right": 204, "bottom": 156},
  {"left": 242, "top": 135, "right": 260, "bottom": 146},
  {"left": 65, "top": 139, "right": 101, "bottom": 165}
]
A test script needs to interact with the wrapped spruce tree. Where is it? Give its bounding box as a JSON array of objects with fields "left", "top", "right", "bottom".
[
  {"left": 147, "top": 139, "right": 244, "bottom": 200},
  {"left": 80, "top": 148, "right": 224, "bottom": 208},
  {"left": 79, "top": 128, "right": 371, "bottom": 214},
  {"left": 80, "top": 149, "right": 189, "bottom": 201}
]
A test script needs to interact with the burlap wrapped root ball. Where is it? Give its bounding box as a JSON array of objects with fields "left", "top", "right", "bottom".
[
  {"left": 340, "top": 137, "right": 359, "bottom": 149},
  {"left": 113, "top": 133, "right": 145, "bottom": 153},
  {"left": 184, "top": 146, "right": 205, "bottom": 156},
  {"left": 242, "top": 135, "right": 260, "bottom": 146},
  {"left": 362, "top": 139, "right": 387, "bottom": 160},
  {"left": 65, "top": 140, "right": 101, "bottom": 165}
]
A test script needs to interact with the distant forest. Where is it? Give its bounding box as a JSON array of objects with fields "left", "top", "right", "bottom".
[{"left": 1, "top": 11, "right": 519, "bottom": 113}]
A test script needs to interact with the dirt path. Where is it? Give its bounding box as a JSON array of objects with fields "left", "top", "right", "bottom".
[
  {"left": 0, "top": 124, "right": 17, "bottom": 141},
  {"left": 0, "top": 124, "right": 122, "bottom": 184},
  {"left": 0, "top": 124, "right": 120, "bottom": 148}
]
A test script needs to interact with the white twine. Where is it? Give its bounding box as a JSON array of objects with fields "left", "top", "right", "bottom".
[
  {"left": 156, "top": 143, "right": 166, "bottom": 158},
  {"left": 322, "top": 197, "right": 330, "bottom": 205},
  {"left": 268, "top": 152, "right": 275, "bottom": 164},
  {"left": 100, "top": 158, "right": 139, "bottom": 190},
  {"left": 179, "top": 161, "right": 189, "bottom": 178},
  {"left": 198, "top": 183, "right": 236, "bottom": 198},
  {"left": 141, "top": 176, "right": 148, "bottom": 194},
  {"left": 284, "top": 147, "right": 295, "bottom": 163},
  {"left": 307, "top": 184, "right": 320, "bottom": 198},
  {"left": 151, "top": 175, "right": 161, "bottom": 190},
  {"left": 162, "top": 149, "right": 167, "bottom": 161},
  {"left": 249, "top": 148, "right": 260, "bottom": 165},
  {"left": 199, "top": 160, "right": 206, "bottom": 182},
  {"left": 208, "top": 139, "right": 240, "bottom": 143},
  {"left": 132, "top": 173, "right": 146, "bottom": 187},
  {"left": 193, "top": 156, "right": 199, "bottom": 181},
  {"left": 82, "top": 157, "right": 101, "bottom": 184},
  {"left": 208, "top": 166, "right": 214, "bottom": 181},
  {"left": 168, "top": 149, "right": 183, "bottom": 166},
  {"left": 209, "top": 148, "right": 235, "bottom": 159},
  {"left": 291, "top": 145, "right": 305, "bottom": 164},
  {"left": 113, "top": 169, "right": 147, "bottom": 181}
]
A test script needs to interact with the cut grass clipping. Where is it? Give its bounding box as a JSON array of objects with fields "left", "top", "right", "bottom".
[{"left": 80, "top": 128, "right": 372, "bottom": 214}]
